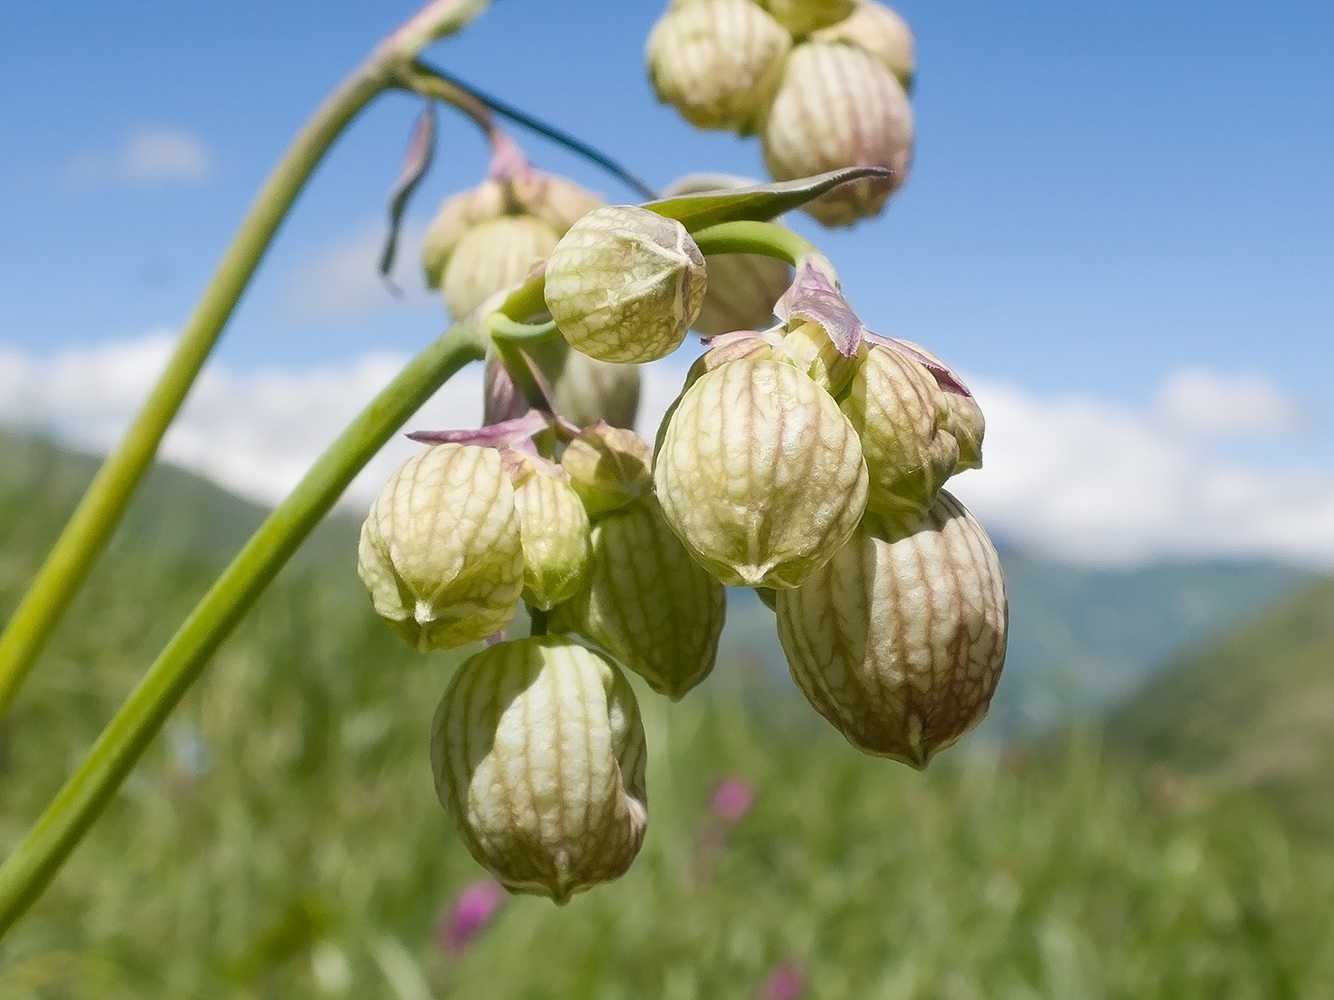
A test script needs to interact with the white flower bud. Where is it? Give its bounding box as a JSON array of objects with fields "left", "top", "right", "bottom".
[
  {"left": 777, "top": 492, "right": 1008, "bottom": 768},
  {"left": 358, "top": 444, "right": 523, "bottom": 650},
  {"left": 654, "top": 357, "right": 868, "bottom": 589},
  {"left": 502, "top": 452, "right": 593, "bottom": 611},
  {"left": 545, "top": 206, "right": 707, "bottom": 364},
  {"left": 811, "top": 1, "right": 915, "bottom": 91},
  {"left": 646, "top": 0, "right": 792, "bottom": 134},
  {"left": 760, "top": 0, "right": 856, "bottom": 36},
  {"left": 432, "top": 637, "right": 649, "bottom": 903},
  {"left": 422, "top": 180, "right": 508, "bottom": 289},
  {"left": 441, "top": 214, "right": 560, "bottom": 318},
  {"left": 483, "top": 341, "right": 642, "bottom": 431},
  {"left": 560, "top": 425, "right": 654, "bottom": 520},
  {"left": 841, "top": 344, "right": 959, "bottom": 516},
  {"left": 552, "top": 497, "right": 726, "bottom": 700},
  {"left": 762, "top": 41, "right": 914, "bottom": 227}
]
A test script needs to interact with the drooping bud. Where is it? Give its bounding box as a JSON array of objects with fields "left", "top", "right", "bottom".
[
  {"left": 841, "top": 344, "right": 959, "bottom": 516},
  {"left": 483, "top": 340, "right": 642, "bottom": 431},
  {"left": 552, "top": 497, "right": 726, "bottom": 700},
  {"left": 776, "top": 492, "right": 1008, "bottom": 768},
  {"left": 545, "top": 206, "right": 708, "bottom": 364},
  {"left": 422, "top": 180, "right": 508, "bottom": 289},
  {"left": 654, "top": 358, "right": 868, "bottom": 589},
  {"left": 431, "top": 637, "right": 649, "bottom": 903},
  {"left": 560, "top": 424, "right": 654, "bottom": 519},
  {"left": 663, "top": 174, "right": 793, "bottom": 336},
  {"left": 760, "top": 0, "right": 856, "bottom": 36},
  {"left": 441, "top": 214, "right": 560, "bottom": 317},
  {"left": 422, "top": 148, "right": 605, "bottom": 316},
  {"left": 762, "top": 42, "right": 914, "bottom": 227},
  {"left": 646, "top": 0, "right": 792, "bottom": 134},
  {"left": 811, "top": 1, "right": 915, "bottom": 91},
  {"left": 358, "top": 444, "right": 523, "bottom": 650},
  {"left": 501, "top": 452, "right": 593, "bottom": 611},
  {"left": 892, "top": 339, "right": 985, "bottom": 471}
]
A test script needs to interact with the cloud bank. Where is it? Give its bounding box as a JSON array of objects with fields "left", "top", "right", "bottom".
[
  {"left": 2, "top": 335, "right": 1331, "bottom": 570},
  {"left": 64, "top": 126, "right": 211, "bottom": 189}
]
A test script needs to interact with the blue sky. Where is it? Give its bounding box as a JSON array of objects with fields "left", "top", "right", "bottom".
[{"left": 2, "top": 1, "right": 1333, "bottom": 565}]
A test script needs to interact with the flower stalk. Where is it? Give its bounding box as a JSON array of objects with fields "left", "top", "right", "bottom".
[{"left": 0, "top": 322, "right": 486, "bottom": 938}]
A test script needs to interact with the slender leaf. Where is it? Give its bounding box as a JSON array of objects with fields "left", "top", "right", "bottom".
[{"left": 644, "top": 167, "right": 894, "bottom": 231}]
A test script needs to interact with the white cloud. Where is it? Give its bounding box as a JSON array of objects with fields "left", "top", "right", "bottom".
[
  {"left": 1155, "top": 368, "right": 1308, "bottom": 436},
  {"left": 2, "top": 336, "right": 1332, "bottom": 570},
  {"left": 65, "top": 126, "right": 211, "bottom": 188},
  {"left": 0, "top": 334, "right": 481, "bottom": 509},
  {"left": 949, "top": 378, "right": 1334, "bottom": 569},
  {"left": 282, "top": 223, "right": 436, "bottom": 324}
]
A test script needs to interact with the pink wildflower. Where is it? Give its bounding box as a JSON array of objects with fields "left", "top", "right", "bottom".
[
  {"left": 712, "top": 778, "right": 754, "bottom": 824},
  {"left": 757, "top": 961, "right": 805, "bottom": 1000},
  {"left": 440, "top": 878, "right": 504, "bottom": 954}
]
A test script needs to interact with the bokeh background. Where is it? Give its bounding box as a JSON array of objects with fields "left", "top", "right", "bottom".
[{"left": 2, "top": 1, "right": 1333, "bottom": 996}]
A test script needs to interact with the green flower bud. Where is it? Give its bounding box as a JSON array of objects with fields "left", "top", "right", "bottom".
[
  {"left": 509, "top": 170, "right": 605, "bottom": 235},
  {"left": 560, "top": 425, "right": 654, "bottom": 520},
  {"left": 893, "top": 339, "right": 985, "bottom": 471},
  {"left": 655, "top": 357, "right": 868, "bottom": 589},
  {"left": 422, "top": 180, "right": 508, "bottom": 289},
  {"left": 502, "top": 452, "right": 593, "bottom": 611},
  {"left": 760, "top": 0, "right": 856, "bottom": 36},
  {"left": 545, "top": 205, "right": 707, "bottom": 364},
  {"left": 663, "top": 174, "right": 793, "bottom": 336},
  {"left": 646, "top": 0, "right": 792, "bottom": 134},
  {"left": 484, "top": 340, "right": 642, "bottom": 431},
  {"left": 811, "top": 0, "right": 915, "bottom": 91},
  {"left": 358, "top": 444, "right": 523, "bottom": 650},
  {"left": 762, "top": 41, "right": 914, "bottom": 227},
  {"left": 432, "top": 637, "right": 648, "bottom": 903},
  {"left": 778, "top": 320, "right": 863, "bottom": 397},
  {"left": 553, "top": 497, "right": 726, "bottom": 700},
  {"left": 442, "top": 214, "right": 560, "bottom": 318},
  {"left": 841, "top": 344, "right": 959, "bottom": 516},
  {"left": 777, "top": 492, "right": 1008, "bottom": 768}
]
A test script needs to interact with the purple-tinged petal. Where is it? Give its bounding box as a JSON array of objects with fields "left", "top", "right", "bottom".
[
  {"left": 775, "top": 259, "right": 864, "bottom": 357},
  {"left": 408, "top": 410, "right": 553, "bottom": 449},
  {"left": 861, "top": 332, "right": 973, "bottom": 397}
]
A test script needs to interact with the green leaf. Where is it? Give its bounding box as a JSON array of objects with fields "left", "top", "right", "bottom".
[{"left": 643, "top": 167, "right": 894, "bottom": 231}]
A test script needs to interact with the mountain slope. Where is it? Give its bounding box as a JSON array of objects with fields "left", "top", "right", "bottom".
[{"left": 1106, "top": 578, "right": 1334, "bottom": 833}]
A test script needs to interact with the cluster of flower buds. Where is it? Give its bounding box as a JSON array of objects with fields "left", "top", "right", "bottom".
[
  {"left": 422, "top": 137, "right": 604, "bottom": 318},
  {"left": 366, "top": 200, "right": 1006, "bottom": 902},
  {"left": 646, "top": 0, "right": 916, "bottom": 225}
]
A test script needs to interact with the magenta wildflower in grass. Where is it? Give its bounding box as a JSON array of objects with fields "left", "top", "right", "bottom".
[
  {"left": 757, "top": 961, "right": 806, "bottom": 1000},
  {"left": 713, "top": 778, "right": 755, "bottom": 824},
  {"left": 440, "top": 878, "right": 505, "bottom": 954}
]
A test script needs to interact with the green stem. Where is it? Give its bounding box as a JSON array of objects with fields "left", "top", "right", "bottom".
[
  {"left": 0, "top": 66, "right": 394, "bottom": 720},
  {"left": 691, "top": 220, "right": 821, "bottom": 268},
  {"left": 0, "top": 325, "right": 485, "bottom": 938}
]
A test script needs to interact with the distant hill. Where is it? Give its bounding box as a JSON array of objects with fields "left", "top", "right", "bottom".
[
  {"left": 1, "top": 429, "right": 1316, "bottom": 745},
  {"left": 721, "top": 551, "right": 1313, "bottom": 740},
  {"left": 1106, "top": 578, "right": 1334, "bottom": 833}
]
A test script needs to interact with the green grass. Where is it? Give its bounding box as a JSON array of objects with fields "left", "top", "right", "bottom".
[{"left": 3, "top": 435, "right": 1334, "bottom": 998}]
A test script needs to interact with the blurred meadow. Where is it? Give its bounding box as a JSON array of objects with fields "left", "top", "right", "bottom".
[{"left": 3, "top": 432, "right": 1334, "bottom": 998}]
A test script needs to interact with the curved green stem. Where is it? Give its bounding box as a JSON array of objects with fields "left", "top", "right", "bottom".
[
  {"left": 0, "top": 0, "right": 495, "bottom": 720},
  {"left": 0, "top": 324, "right": 485, "bottom": 938},
  {"left": 691, "top": 220, "right": 822, "bottom": 268},
  {"left": 0, "top": 68, "right": 393, "bottom": 720}
]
